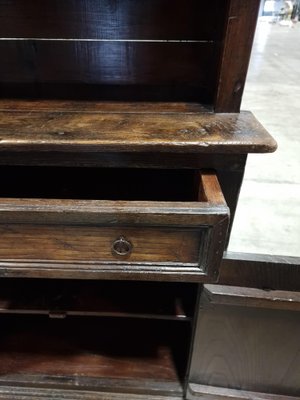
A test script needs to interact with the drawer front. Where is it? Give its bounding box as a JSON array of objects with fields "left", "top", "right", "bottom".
[
  {"left": 0, "top": 173, "right": 229, "bottom": 282},
  {"left": 0, "top": 225, "right": 202, "bottom": 264}
]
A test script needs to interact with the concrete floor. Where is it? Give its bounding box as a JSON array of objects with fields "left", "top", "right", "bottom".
[{"left": 228, "top": 20, "right": 300, "bottom": 257}]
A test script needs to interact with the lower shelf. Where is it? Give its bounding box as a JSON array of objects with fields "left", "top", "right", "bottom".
[{"left": 0, "top": 315, "right": 189, "bottom": 396}]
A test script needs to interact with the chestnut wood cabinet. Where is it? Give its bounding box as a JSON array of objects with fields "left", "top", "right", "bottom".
[{"left": 0, "top": 1, "right": 299, "bottom": 399}]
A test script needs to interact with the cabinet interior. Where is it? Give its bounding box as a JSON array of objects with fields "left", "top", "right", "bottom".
[
  {"left": 0, "top": 166, "right": 201, "bottom": 202},
  {"left": 0, "top": 280, "right": 197, "bottom": 394},
  {"left": 0, "top": 0, "right": 229, "bottom": 106}
]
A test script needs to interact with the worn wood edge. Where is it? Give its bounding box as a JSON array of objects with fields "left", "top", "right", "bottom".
[
  {"left": 201, "top": 173, "right": 227, "bottom": 205},
  {"left": 0, "top": 376, "right": 182, "bottom": 398},
  {"left": 214, "top": 0, "right": 261, "bottom": 112},
  {"left": 223, "top": 252, "right": 300, "bottom": 265},
  {"left": 0, "top": 108, "right": 277, "bottom": 154},
  {"left": 187, "top": 383, "right": 299, "bottom": 400},
  {"left": 0, "top": 199, "right": 228, "bottom": 227},
  {"left": 202, "top": 284, "right": 300, "bottom": 311},
  {"left": 0, "top": 100, "right": 211, "bottom": 114},
  {"left": 0, "top": 260, "right": 217, "bottom": 283},
  {"left": 0, "top": 385, "right": 182, "bottom": 400},
  {"left": 217, "top": 251, "right": 300, "bottom": 291}
]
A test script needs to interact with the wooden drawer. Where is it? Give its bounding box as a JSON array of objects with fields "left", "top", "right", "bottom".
[{"left": 0, "top": 169, "right": 229, "bottom": 282}]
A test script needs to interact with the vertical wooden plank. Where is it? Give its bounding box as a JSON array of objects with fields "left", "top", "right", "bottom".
[
  {"left": 215, "top": 0, "right": 260, "bottom": 112},
  {"left": 188, "top": 286, "right": 300, "bottom": 397}
]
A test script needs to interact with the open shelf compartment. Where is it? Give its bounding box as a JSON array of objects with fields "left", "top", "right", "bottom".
[
  {"left": 0, "top": 314, "right": 189, "bottom": 396},
  {"left": 0, "top": 279, "right": 197, "bottom": 321}
]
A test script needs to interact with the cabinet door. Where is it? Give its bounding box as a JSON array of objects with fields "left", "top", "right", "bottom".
[{"left": 186, "top": 252, "right": 300, "bottom": 400}]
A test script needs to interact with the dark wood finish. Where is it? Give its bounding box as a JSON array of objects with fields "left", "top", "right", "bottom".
[
  {"left": 203, "top": 285, "right": 300, "bottom": 312},
  {"left": 0, "top": 1, "right": 283, "bottom": 399},
  {"left": 0, "top": 0, "right": 227, "bottom": 40},
  {"left": 0, "top": 280, "right": 196, "bottom": 321},
  {"left": 188, "top": 285, "right": 300, "bottom": 397},
  {"left": 215, "top": 0, "right": 261, "bottom": 112},
  {"left": 0, "top": 0, "right": 229, "bottom": 103},
  {"left": 187, "top": 384, "right": 299, "bottom": 400},
  {"left": 0, "top": 316, "right": 188, "bottom": 395},
  {"left": 0, "top": 100, "right": 211, "bottom": 113},
  {"left": 0, "top": 172, "right": 229, "bottom": 282},
  {"left": 0, "top": 386, "right": 182, "bottom": 400},
  {"left": 0, "top": 102, "right": 277, "bottom": 153},
  {"left": 0, "top": 41, "right": 218, "bottom": 103},
  {"left": 219, "top": 252, "right": 300, "bottom": 291}
]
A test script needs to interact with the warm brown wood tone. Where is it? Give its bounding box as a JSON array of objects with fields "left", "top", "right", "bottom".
[
  {"left": 0, "top": 225, "right": 201, "bottom": 264},
  {"left": 0, "top": 172, "right": 229, "bottom": 281},
  {"left": 0, "top": 280, "right": 196, "bottom": 320},
  {"left": 0, "top": 1, "right": 284, "bottom": 399},
  {"left": 0, "top": 0, "right": 227, "bottom": 40},
  {"left": 0, "top": 100, "right": 212, "bottom": 113},
  {"left": 215, "top": 0, "right": 261, "bottom": 112},
  {"left": 188, "top": 285, "right": 300, "bottom": 398},
  {"left": 0, "top": 316, "right": 188, "bottom": 395},
  {"left": 219, "top": 252, "right": 300, "bottom": 291},
  {"left": 0, "top": 102, "right": 277, "bottom": 153},
  {"left": 187, "top": 384, "right": 299, "bottom": 400},
  {"left": 203, "top": 285, "right": 300, "bottom": 312}
]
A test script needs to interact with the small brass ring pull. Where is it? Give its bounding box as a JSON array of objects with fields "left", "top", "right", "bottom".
[{"left": 112, "top": 236, "right": 133, "bottom": 257}]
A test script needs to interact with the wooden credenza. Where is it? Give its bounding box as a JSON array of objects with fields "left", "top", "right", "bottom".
[{"left": 0, "top": 1, "right": 299, "bottom": 399}]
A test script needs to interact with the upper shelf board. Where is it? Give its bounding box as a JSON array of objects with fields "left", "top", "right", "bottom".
[{"left": 0, "top": 101, "right": 277, "bottom": 154}]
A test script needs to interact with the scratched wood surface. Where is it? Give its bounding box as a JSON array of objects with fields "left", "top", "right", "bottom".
[
  {"left": 187, "top": 383, "right": 299, "bottom": 400},
  {"left": 219, "top": 252, "right": 300, "bottom": 291},
  {"left": 0, "top": 386, "right": 182, "bottom": 400},
  {"left": 0, "top": 101, "right": 277, "bottom": 153},
  {"left": 215, "top": 0, "right": 261, "bottom": 112}
]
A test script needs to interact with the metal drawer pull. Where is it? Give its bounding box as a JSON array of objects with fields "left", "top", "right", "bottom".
[{"left": 112, "top": 236, "right": 133, "bottom": 257}]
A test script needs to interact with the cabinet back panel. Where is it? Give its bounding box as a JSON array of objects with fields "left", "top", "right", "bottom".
[
  {"left": 0, "top": 0, "right": 227, "bottom": 40},
  {"left": 0, "top": 0, "right": 229, "bottom": 102}
]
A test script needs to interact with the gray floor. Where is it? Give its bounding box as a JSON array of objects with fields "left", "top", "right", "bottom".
[{"left": 228, "top": 20, "right": 300, "bottom": 257}]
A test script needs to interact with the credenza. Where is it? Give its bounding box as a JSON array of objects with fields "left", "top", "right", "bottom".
[{"left": 0, "top": 1, "right": 299, "bottom": 399}]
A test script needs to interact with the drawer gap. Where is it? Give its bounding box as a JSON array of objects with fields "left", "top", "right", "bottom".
[
  {"left": 0, "top": 166, "right": 200, "bottom": 202},
  {"left": 0, "top": 279, "right": 197, "bottom": 321}
]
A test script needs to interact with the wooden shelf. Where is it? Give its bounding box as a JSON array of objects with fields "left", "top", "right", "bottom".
[
  {"left": 0, "top": 100, "right": 277, "bottom": 154},
  {"left": 0, "top": 315, "right": 188, "bottom": 395},
  {"left": 0, "top": 280, "right": 196, "bottom": 320}
]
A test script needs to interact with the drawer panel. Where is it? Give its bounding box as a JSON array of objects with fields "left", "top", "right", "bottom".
[
  {"left": 0, "top": 225, "right": 202, "bottom": 264},
  {"left": 0, "top": 171, "right": 229, "bottom": 282}
]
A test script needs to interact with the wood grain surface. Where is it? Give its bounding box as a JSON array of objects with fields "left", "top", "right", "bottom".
[
  {"left": 0, "top": 173, "right": 228, "bottom": 281},
  {"left": 0, "top": 0, "right": 227, "bottom": 40},
  {"left": 219, "top": 252, "right": 300, "bottom": 291},
  {"left": 0, "top": 0, "right": 228, "bottom": 103},
  {"left": 0, "top": 316, "right": 188, "bottom": 394},
  {"left": 0, "top": 102, "right": 277, "bottom": 153},
  {"left": 203, "top": 285, "right": 300, "bottom": 312},
  {"left": 0, "top": 225, "right": 202, "bottom": 264},
  {"left": 0, "top": 386, "right": 182, "bottom": 400},
  {"left": 187, "top": 383, "right": 300, "bottom": 400},
  {"left": 189, "top": 287, "right": 300, "bottom": 397},
  {"left": 215, "top": 0, "right": 261, "bottom": 112}
]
